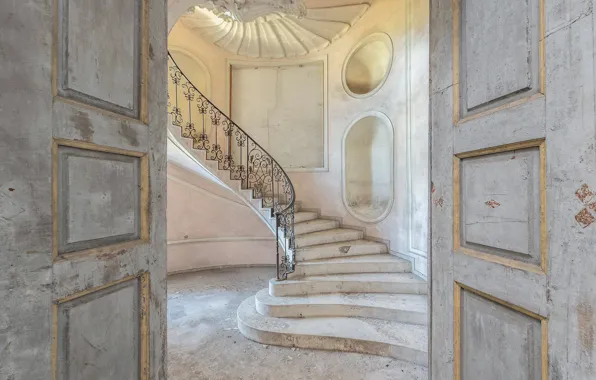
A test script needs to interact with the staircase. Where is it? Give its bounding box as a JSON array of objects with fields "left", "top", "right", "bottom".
[
  {"left": 237, "top": 213, "right": 428, "bottom": 365},
  {"left": 167, "top": 53, "right": 428, "bottom": 366}
]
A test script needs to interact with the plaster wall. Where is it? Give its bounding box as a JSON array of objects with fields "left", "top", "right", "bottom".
[
  {"left": 166, "top": 162, "right": 274, "bottom": 274},
  {"left": 167, "top": 0, "right": 430, "bottom": 277},
  {"left": 231, "top": 62, "right": 326, "bottom": 170}
]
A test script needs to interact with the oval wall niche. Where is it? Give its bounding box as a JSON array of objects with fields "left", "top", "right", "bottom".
[
  {"left": 343, "top": 112, "right": 394, "bottom": 223},
  {"left": 342, "top": 33, "right": 393, "bottom": 98}
]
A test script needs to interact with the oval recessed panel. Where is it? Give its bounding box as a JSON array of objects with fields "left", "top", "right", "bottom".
[
  {"left": 343, "top": 112, "right": 394, "bottom": 223},
  {"left": 343, "top": 33, "right": 393, "bottom": 98}
]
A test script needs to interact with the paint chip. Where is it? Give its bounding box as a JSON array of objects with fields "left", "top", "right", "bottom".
[
  {"left": 339, "top": 246, "right": 351, "bottom": 253},
  {"left": 576, "top": 184, "right": 594, "bottom": 203},
  {"left": 575, "top": 208, "right": 595, "bottom": 228},
  {"left": 485, "top": 199, "right": 501, "bottom": 208}
]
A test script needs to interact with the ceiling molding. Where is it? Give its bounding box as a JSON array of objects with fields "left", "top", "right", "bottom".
[{"left": 178, "top": 2, "right": 371, "bottom": 58}]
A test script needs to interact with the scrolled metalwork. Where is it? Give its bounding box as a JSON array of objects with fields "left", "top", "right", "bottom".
[{"left": 168, "top": 53, "right": 296, "bottom": 280}]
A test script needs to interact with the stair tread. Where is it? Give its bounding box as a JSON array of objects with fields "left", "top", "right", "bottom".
[
  {"left": 293, "top": 211, "right": 318, "bottom": 223},
  {"left": 239, "top": 296, "right": 428, "bottom": 354},
  {"left": 294, "top": 228, "right": 361, "bottom": 239},
  {"left": 255, "top": 288, "right": 428, "bottom": 313},
  {"left": 277, "top": 272, "right": 425, "bottom": 284},
  {"left": 296, "top": 239, "right": 385, "bottom": 251},
  {"left": 299, "top": 254, "right": 409, "bottom": 265},
  {"left": 293, "top": 219, "right": 338, "bottom": 235},
  {"left": 295, "top": 218, "right": 337, "bottom": 226}
]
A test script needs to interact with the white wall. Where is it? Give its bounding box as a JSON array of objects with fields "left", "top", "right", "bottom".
[{"left": 168, "top": 0, "right": 429, "bottom": 277}]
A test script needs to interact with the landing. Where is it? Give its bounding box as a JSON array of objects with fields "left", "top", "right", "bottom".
[{"left": 167, "top": 267, "right": 428, "bottom": 380}]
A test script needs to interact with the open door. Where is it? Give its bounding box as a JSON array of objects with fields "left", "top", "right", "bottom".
[
  {"left": 430, "top": 0, "right": 596, "bottom": 378},
  {"left": 1, "top": 1, "right": 166, "bottom": 379}
]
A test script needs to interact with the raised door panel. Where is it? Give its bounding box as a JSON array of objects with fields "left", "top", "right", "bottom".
[
  {"left": 454, "top": 0, "right": 544, "bottom": 123},
  {"left": 53, "top": 273, "right": 149, "bottom": 380},
  {"left": 455, "top": 284, "right": 546, "bottom": 380},
  {"left": 54, "top": 0, "right": 148, "bottom": 121},
  {"left": 53, "top": 140, "right": 149, "bottom": 259},
  {"left": 454, "top": 141, "right": 546, "bottom": 272}
]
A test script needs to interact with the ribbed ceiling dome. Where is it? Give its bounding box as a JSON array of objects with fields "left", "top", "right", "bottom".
[{"left": 178, "top": 1, "right": 371, "bottom": 58}]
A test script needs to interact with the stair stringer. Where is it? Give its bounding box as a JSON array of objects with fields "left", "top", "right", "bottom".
[{"left": 167, "top": 119, "right": 278, "bottom": 233}]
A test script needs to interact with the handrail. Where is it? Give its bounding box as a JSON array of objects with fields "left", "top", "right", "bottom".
[{"left": 167, "top": 52, "right": 296, "bottom": 280}]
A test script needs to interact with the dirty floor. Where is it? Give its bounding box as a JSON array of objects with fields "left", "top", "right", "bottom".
[{"left": 167, "top": 267, "right": 428, "bottom": 380}]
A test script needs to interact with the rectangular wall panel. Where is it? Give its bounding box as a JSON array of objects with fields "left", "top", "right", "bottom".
[
  {"left": 55, "top": 0, "right": 147, "bottom": 119},
  {"left": 53, "top": 273, "right": 149, "bottom": 380},
  {"left": 53, "top": 140, "right": 149, "bottom": 257},
  {"left": 454, "top": 0, "right": 544, "bottom": 121},
  {"left": 455, "top": 283, "right": 546, "bottom": 380},
  {"left": 230, "top": 61, "right": 326, "bottom": 170}
]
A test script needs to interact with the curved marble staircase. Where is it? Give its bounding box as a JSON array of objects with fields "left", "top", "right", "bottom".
[
  {"left": 167, "top": 53, "right": 428, "bottom": 366},
  {"left": 237, "top": 213, "right": 429, "bottom": 366}
]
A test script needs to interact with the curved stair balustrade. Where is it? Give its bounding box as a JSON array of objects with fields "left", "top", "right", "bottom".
[{"left": 167, "top": 53, "right": 295, "bottom": 280}]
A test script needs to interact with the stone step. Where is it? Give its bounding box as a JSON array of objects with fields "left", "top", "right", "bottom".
[
  {"left": 290, "top": 254, "right": 411, "bottom": 277},
  {"left": 254, "top": 289, "right": 428, "bottom": 325},
  {"left": 293, "top": 211, "right": 319, "bottom": 223},
  {"left": 296, "top": 239, "right": 388, "bottom": 261},
  {"left": 269, "top": 273, "right": 427, "bottom": 296},
  {"left": 292, "top": 219, "right": 339, "bottom": 236},
  {"left": 238, "top": 296, "right": 428, "bottom": 366},
  {"left": 259, "top": 202, "right": 302, "bottom": 219},
  {"left": 294, "top": 228, "right": 363, "bottom": 248}
]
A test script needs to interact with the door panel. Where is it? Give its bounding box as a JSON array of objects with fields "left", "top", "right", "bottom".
[
  {"left": 0, "top": 0, "right": 166, "bottom": 379},
  {"left": 430, "top": 0, "right": 596, "bottom": 378}
]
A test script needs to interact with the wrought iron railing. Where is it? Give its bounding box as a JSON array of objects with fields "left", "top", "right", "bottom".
[{"left": 167, "top": 53, "right": 295, "bottom": 280}]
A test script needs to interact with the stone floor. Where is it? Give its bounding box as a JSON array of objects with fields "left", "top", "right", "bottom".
[{"left": 167, "top": 267, "right": 428, "bottom": 380}]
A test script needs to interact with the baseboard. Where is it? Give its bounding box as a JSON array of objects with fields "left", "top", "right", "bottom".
[
  {"left": 168, "top": 264, "right": 276, "bottom": 276},
  {"left": 167, "top": 236, "right": 274, "bottom": 245}
]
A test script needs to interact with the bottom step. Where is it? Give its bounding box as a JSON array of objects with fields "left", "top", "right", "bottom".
[{"left": 237, "top": 296, "right": 428, "bottom": 366}]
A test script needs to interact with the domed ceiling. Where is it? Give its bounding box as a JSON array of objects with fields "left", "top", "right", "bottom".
[{"left": 177, "top": 0, "right": 371, "bottom": 58}]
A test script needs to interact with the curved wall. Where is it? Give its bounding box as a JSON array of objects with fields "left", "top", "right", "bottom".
[
  {"left": 167, "top": 0, "right": 429, "bottom": 277},
  {"left": 167, "top": 145, "right": 274, "bottom": 274}
]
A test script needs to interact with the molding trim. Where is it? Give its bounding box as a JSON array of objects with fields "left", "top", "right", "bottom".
[
  {"left": 52, "top": 272, "right": 150, "bottom": 380},
  {"left": 52, "top": 0, "right": 149, "bottom": 123},
  {"left": 341, "top": 110, "right": 395, "bottom": 224},
  {"left": 405, "top": 0, "right": 428, "bottom": 258},
  {"left": 453, "top": 281, "right": 548, "bottom": 380},
  {"left": 52, "top": 138, "right": 150, "bottom": 262},
  {"left": 453, "top": 138, "right": 547, "bottom": 275},
  {"left": 168, "top": 236, "right": 273, "bottom": 245},
  {"left": 452, "top": 0, "right": 546, "bottom": 125},
  {"left": 341, "top": 32, "right": 394, "bottom": 99}
]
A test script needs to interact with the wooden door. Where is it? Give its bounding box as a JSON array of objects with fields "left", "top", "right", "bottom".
[
  {"left": 0, "top": 0, "right": 167, "bottom": 379},
  {"left": 430, "top": 0, "right": 596, "bottom": 378}
]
